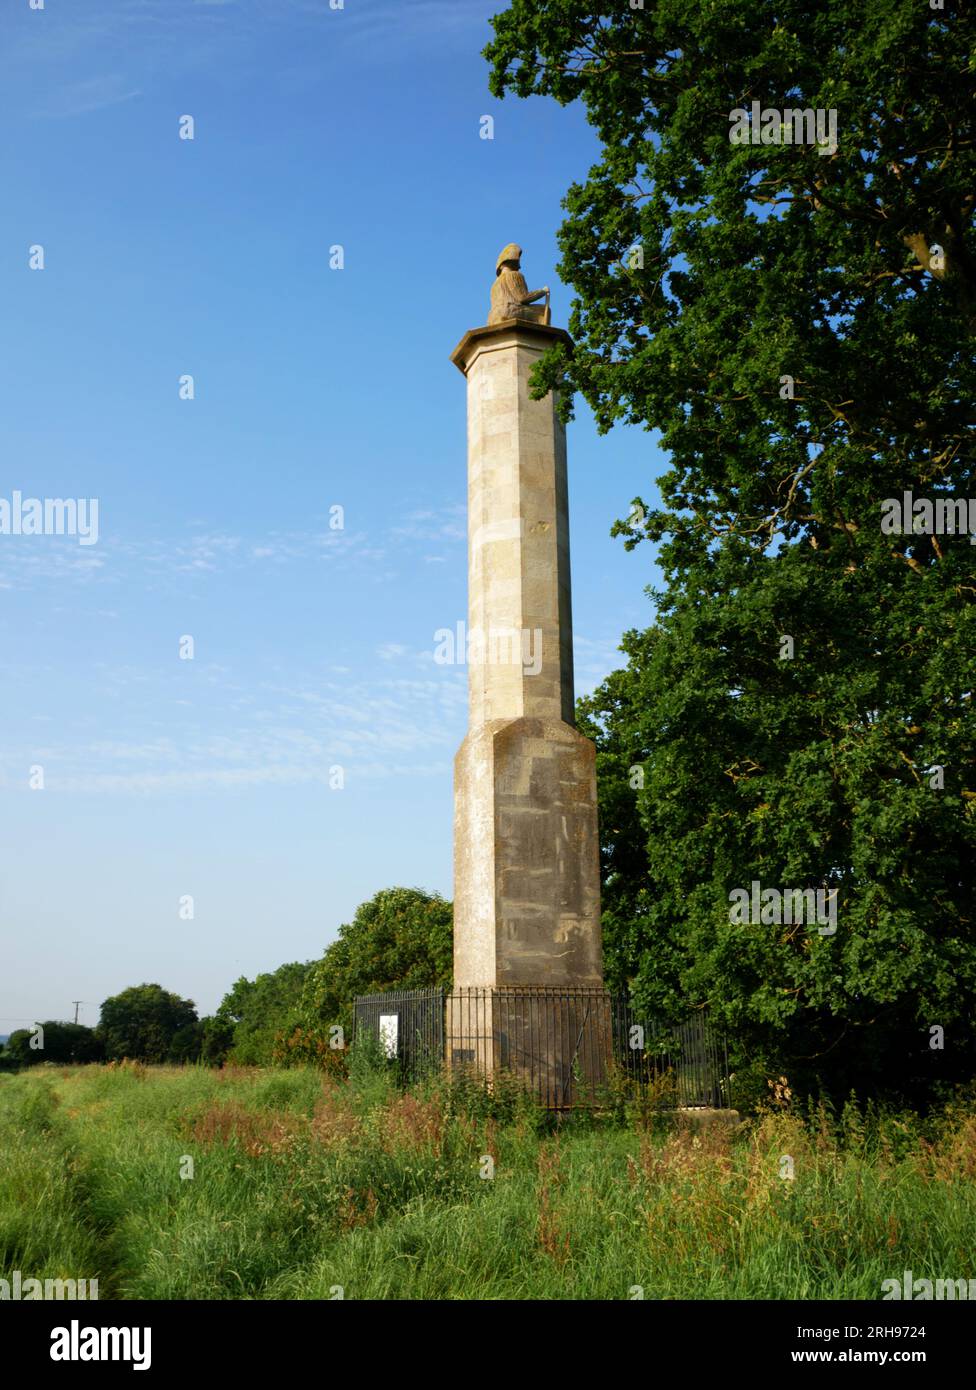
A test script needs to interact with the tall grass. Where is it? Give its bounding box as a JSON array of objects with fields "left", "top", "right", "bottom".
[{"left": 1, "top": 1061, "right": 974, "bottom": 1300}]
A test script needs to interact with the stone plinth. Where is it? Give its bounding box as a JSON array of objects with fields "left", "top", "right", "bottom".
[
  {"left": 453, "top": 716, "right": 602, "bottom": 988},
  {"left": 446, "top": 987, "right": 612, "bottom": 1109}
]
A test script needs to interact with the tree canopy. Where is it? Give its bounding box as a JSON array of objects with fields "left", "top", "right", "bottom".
[
  {"left": 300, "top": 887, "right": 453, "bottom": 1031},
  {"left": 213, "top": 961, "right": 311, "bottom": 1065},
  {"left": 95, "top": 984, "right": 199, "bottom": 1064},
  {"left": 4, "top": 1021, "right": 103, "bottom": 1066},
  {"left": 488, "top": 0, "right": 976, "bottom": 1098}
]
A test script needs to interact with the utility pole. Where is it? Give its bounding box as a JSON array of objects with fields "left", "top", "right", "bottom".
[{"left": 72, "top": 1001, "right": 83, "bottom": 1025}]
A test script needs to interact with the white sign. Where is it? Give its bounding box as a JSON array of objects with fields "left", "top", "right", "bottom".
[{"left": 379, "top": 1014, "right": 398, "bottom": 1059}]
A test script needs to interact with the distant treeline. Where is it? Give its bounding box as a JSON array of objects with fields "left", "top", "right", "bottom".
[{"left": 1, "top": 887, "right": 451, "bottom": 1072}]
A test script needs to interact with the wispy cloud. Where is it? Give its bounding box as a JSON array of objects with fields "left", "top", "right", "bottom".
[
  {"left": 391, "top": 506, "right": 466, "bottom": 543},
  {"left": 573, "top": 633, "right": 626, "bottom": 695},
  {"left": 34, "top": 76, "right": 142, "bottom": 120},
  {"left": 3, "top": 0, "right": 496, "bottom": 123},
  {"left": 0, "top": 664, "right": 467, "bottom": 796},
  {"left": 0, "top": 501, "right": 462, "bottom": 592}
]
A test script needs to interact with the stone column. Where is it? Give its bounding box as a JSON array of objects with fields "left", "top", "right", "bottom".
[{"left": 448, "top": 313, "right": 606, "bottom": 1102}]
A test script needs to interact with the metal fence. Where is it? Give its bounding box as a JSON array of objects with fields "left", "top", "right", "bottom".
[
  {"left": 353, "top": 988, "right": 444, "bottom": 1081},
  {"left": 610, "top": 996, "right": 730, "bottom": 1109},
  {"left": 353, "top": 987, "right": 730, "bottom": 1111}
]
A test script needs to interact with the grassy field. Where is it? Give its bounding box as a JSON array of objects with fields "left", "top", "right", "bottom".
[{"left": 1, "top": 1059, "right": 974, "bottom": 1300}]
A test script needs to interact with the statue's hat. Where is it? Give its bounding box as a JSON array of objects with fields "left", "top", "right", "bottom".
[{"left": 495, "top": 243, "right": 522, "bottom": 274}]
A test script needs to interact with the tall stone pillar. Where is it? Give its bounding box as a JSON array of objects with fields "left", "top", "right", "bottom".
[{"left": 448, "top": 246, "right": 606, "bottom": 1103}]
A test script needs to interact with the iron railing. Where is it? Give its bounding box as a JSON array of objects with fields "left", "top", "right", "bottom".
[
  {"left": 353, "top": 987, "right": 730, "bottom": 1111},
  {"left": 352, "top": 988, "right": 444, "bottom": 1081},
  {"left": 611, "top": 996, "right": 730, "bottom": 1108}
]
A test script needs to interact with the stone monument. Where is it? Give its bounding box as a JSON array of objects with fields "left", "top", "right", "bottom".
[{"left": 448, "top": 246, "right": 607, "bottom": 1103}]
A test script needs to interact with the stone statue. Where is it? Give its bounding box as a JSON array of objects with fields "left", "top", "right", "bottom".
[{"left": 488, "top": 244, "right": 551, "bottom": 326}]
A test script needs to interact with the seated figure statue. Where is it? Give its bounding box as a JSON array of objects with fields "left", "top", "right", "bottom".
[{"left": 488, "top": 244, "right": 551, "bottom": 326}]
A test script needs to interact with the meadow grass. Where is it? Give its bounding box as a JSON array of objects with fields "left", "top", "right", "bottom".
[{"left": 1, "top": 1060, "right": 974, "bottom": 1300}]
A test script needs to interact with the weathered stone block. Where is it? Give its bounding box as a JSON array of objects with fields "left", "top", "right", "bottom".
[{"left": 453, "top": 716, "right": 602, "bottom": 988}]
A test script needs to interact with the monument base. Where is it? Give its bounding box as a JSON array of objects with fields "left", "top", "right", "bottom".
[
  {"left": 446, "top": 986, "right": 612, "bottom": 1109},
  {"left": 453, "top": 716, "right": 603, "bottom": 989}
]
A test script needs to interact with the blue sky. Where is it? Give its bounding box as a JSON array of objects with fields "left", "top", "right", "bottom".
[{"left": 0, "top": 0, "right": 666, "bottom": 1024}]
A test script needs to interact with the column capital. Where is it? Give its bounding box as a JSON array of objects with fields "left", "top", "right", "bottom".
[{"left": 450, "top": 320, "right": 574, "bottom": 377}]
